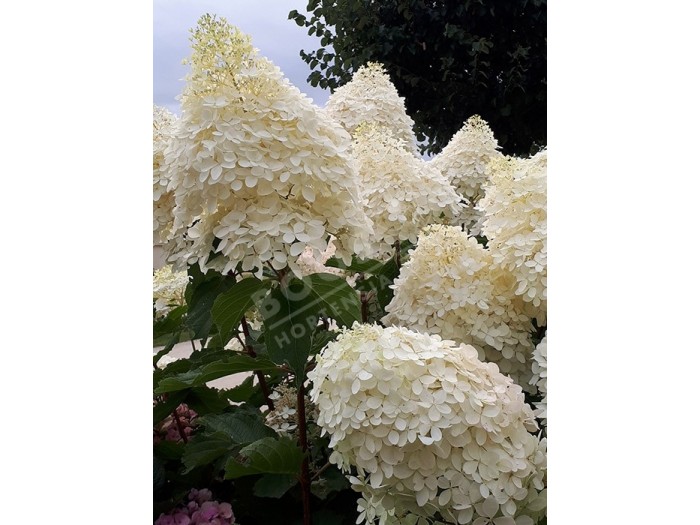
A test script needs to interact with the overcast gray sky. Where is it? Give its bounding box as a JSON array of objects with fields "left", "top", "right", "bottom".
[{"left": 153, "top": 0, "right": 330, "bottom": 114}]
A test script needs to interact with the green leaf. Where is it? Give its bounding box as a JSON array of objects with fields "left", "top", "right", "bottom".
[
  {"left": 186, "top": 269, "right": 235, "bottom": 340},
  {"left": 153, "top": 305, "right": 187, "bottom": 341},
  {"left": 182, "top": 432, "right": 234, "bottom": 473},
  {"left": 212, "top": 278, "right": 269, "bottom": 344},
  {"left": 154, "top": 457, "right": 166, "bottom": 491},
  {"left": 261, "top": 273, "right": 360, "bottom": 380},
  {"left": 224, "top": 436, "right": 304, "bottom": 479},
  {"left": 253, "top": 474, "right": 299, "bottom": 498},
  {"left": 312, "top": 509, "right": 346, "bottom": 525},
  {"left": 300, "top": 273, "right": 361, "bottom": 327},
  {"left": 311, "top": 465, "right": 349, "bottom": 500},
  {"left": 152, "top": 331, "right": 183, "bottom": 367},
  {"left": 261, "top": 279, "right": 317, "bottom": 377},
  {"left": 155, "top": 355, "right": 279, "bottom": 394},
  {"left": 198, "top": 412, "right": 276, "bottom": 444},
  {"left": 153, "top": 440, "right": 186, "bottom": 461},
  {"left": 185, "top": 386, "right": 231, "bottom": 415},
  {"left": 220, "top": 375, "right": 256, "bottom": 403},
  {"left": 311, "top": 328, "right": 338, "bottom": 356},
  {"left": 153, "top": 390, "right": 188, "bottom": 425}
]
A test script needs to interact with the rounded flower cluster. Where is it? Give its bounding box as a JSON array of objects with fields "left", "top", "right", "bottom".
[
  {"left": 352, "top": 124, "right": 465, "bottom": 259},
  {"left": 160, "top": 15, "right": 372, "bottom": 276},
  {"left": 478, "top": 151, "right": 547, "bottom": 325},
  {"left": 324, "top": 62, "right": 418, "bottom": 154},
  {"left": 383, "top": 225, "right": 536, "bottom": 391},
  {"left": 309, "top": 324, "right": 546, "bottom": 525},
  {"left": 154, "top": 403, "right": 198, "bottom": 444},
  {"left": 530, "top": 334, "right": 547, "bottom": 426},
  {"left": 153, "top": 265, "right": 190, "bottom": 317},
  {"left": 153, "top": 105, "right": 178, "bottom": 245},
  {"left": 265, "top": 382, "right": 319, "bottom": 436},
  {"left": 429, "top": 116, "right": 503, "bottom": 232},
  {"left": 155, "top": 488, "right": 235, "bottom": 525}
]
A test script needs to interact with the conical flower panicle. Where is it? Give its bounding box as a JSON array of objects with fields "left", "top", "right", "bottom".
[
  {"left": 352, "top": 124, "right": 465, "bottom": 259},
  {"left": 429, "top": 115, "right": 503, "bottom": 232},
  {"left": 153, "top": 105, "right": 178, "bottom": 245},
  {"left": 325, "top": 62, "right": 419, "bottom": 155},
  {"left": 160, "top": 15, "right": 373, "bottom": 276},
  {"left": 479, "top": 150, "right": 547, "bottom": 325}
]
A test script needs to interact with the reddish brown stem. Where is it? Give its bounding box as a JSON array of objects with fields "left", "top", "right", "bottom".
[
  {"left": 297, "top": 383, "right": 312, "bottom": 525},
  {"left": 241, "top": 315, "right": 275, "bottom": 411},
  {"left": 360, "top": 291, "right": 369, "bottom": 323}
]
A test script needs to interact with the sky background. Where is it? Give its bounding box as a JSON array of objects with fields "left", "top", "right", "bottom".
[{"left": 154, "top": 0, "right": 330, "bottom": 114}]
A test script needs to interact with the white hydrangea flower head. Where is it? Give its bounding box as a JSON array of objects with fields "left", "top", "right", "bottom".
[
  {"left": 352, "top": 124, "right": 465, "bottom": 259},
  {"left": 309, "top": 324, "right": 546, "bottom": 525},
  {"left": 153, "top": 105, "right": 178, "bottom": 245},
  {"left": 160, "top": 15, "right": 373, "bottom": 277},
  {"left": 325, "top": 62, "right": 418, "bottom": 155},
  {"left": 153, "top": 265, "right": 190, "bottom": 317},
  {"left": 529, "top": 334, "right": 547, "bottom": 425},
  {"left": 428, "top": 116, "right": 503, "bottom": 231},
  {"left": 383, "top": 225, "right": 536, "bottom": 391},
  {"left": 478, "top": 151, "right": 547, "bottom": 325}
]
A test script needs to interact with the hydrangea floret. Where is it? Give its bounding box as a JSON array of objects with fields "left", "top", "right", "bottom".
[
  {"left": 155, "top": 488, "right": 235, "bottom": 525},
  {"left": 478, "top": 151, "right": 547, "bottom": 325},
  {"left": 324, "top": 62, "right": 419, "bottom": 154},
  {"left": 160, "top": 15, "right": 373, "bottom": 277},
  {"left": 153, "top": 264, "right": 190, "bottom": 317},
  {"left": 153, "top": 105, "right": 178, "bottom": 246},
  {"left": 265, "top": 382, "right": 319, "bottom": 436},
  {"left": 428, "top": 116, "right": 503, "bottom": 231},
  {"left": 383, "top": 225, "right": 536, "bottom": 390},
  {"left": 309, "top": 324, "right": 546, "bottom": 525},
  {"left": 352, "top": 124, "right": 465, "bottom": 259}
]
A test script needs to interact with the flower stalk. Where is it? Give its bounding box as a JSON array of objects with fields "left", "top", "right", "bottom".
[
  {"left": 240, "top": 314, "right": 275, "bottom": 411},
  {"left": 297, "top": 383, "right": 312, "bottom": 525}
]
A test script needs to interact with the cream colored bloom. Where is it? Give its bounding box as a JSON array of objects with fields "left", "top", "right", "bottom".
[
  {"left": 478, "top": 151, "right": 547, "bottom": 325},
  {"left": 309, "top": 324, "right": 546, "bottom": 525},
  {"left": 153, "top": 105, "right": 178, "bottom": 246},
  {"left": 325, "top": 63, "right": 418, "bottom": 155},
  {"left": 383, "top": 225, "right": 536, "bottom": 391},
  {"left": 352, "top": 125, "right": 465, "bottom": 259},
  {"left": 160, "top": 15, "right": 373, "bottom": 277},
  {"left": 153, "top": 264, "right": 189, "bottom": 317},
  {"left": 530, "top": 334, "right": 547, "bottom": 425},
  {"left": 429, "top": 116, "right": 503, "bottom": 231}
]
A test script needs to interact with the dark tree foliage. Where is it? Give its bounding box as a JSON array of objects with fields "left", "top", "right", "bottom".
[{"left": 289, "top": 0, "right": 546, "bottom": 156}]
